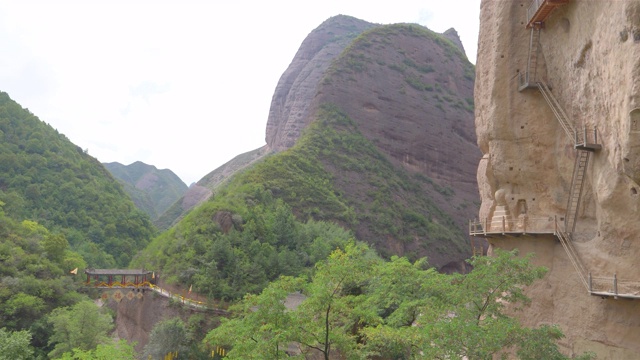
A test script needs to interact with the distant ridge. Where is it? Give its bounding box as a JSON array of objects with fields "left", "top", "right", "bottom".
[{"left": 104, "top": 161, "right": 188, "bottom": 222}]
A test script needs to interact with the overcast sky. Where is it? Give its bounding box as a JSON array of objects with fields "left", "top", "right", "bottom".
[{"left": 0, "top": 0, "right": 480, "bottom": 185}]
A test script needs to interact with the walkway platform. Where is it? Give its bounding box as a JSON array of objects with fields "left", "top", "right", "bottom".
[
  {"left": 469, "top": 216, "right": 557, "bottom": 237},
  {"left": 589, "top": 275, "right": 640, "bottom": 300},
  {"left": 470, "top": 220, "right": 640, "bottom": 300},
  {"left": 526, "top": 0, "right": 570, "bottom": 29}
]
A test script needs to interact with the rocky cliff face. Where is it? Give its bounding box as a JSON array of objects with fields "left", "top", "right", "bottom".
[
  {"left": 265, "top": 15, "right": 377, "bottom": 151},
  {"left": 155, "top": 146, "right": 269, "bottom": 230},
  {"left": 267, "top": 16, "right": 481, "bottom": 263},
  {"left": 475, "top": 0, "right": 640, "bottom": 357}
]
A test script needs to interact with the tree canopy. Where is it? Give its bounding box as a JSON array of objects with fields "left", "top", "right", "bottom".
[
  {"left": 47, "top": 301, "right": 113, "bottom": 359},
  {"left": 204, "top": 245, "right": 594, "bottom": 360},
  {"left": 0, "top": 91, "right": 156, "bottom": 267}
]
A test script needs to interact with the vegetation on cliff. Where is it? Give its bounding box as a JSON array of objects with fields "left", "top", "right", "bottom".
[
  {"left": 134, "top": 105, "right": 467, "bottom": 301},
  {"left": 0, "top": 92, "right": 155, "bottom": 267}
]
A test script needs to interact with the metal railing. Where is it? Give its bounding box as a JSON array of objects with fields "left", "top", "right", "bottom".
[
  {"left": 469, "top": 216, "right": 557, "bottom": 235},
  {"left": 537, "top": 81, "right": 576, "bottom": 142},
  {"left": 589, "top": 274, "right": 640, "bottom": 299},
  {"left": 574, "top": 125, "right": 600, "bottom": 149},
  {"left": 555, "top": 229, "right": 589, "bottom": 290},
  {"left": 527, "top": 0, "right": 546, "bottom": 26}
]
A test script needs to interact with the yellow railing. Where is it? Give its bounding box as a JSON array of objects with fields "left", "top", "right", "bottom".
[{"left": 86, "top": 280, "right": 153, "bottom": 288}]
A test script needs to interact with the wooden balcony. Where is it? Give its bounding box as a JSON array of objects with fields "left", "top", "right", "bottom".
[{"left": 526, "top": 0, "right": 570, "bottom": 29}]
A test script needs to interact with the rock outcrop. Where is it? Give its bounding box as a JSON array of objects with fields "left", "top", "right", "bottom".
[
  {"left": 475, "top": 0, "right": 640, "bottom": 357},
  {"left": 265, "top": 15, "right": 377, "bottom": 151},
  {"left": 155, "top": 146, "right": 269, "bottom": 230},
  {"left": 266, "top": 16, "right": 481, "bottom": 265}
]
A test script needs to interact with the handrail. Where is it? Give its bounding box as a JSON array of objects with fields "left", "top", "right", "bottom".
[
  {"left": 470, "top": 217, "right": 640, "bottom": 298},
  {"left": 536, "top": 81, "right": 576, "bottom": 142},
  {"left": 589, "top": 273, "right": 640, "bottom": 299},
  {"left": 554, "top": 227, "right": 589, "bottom": 290},
  {"left": 469, "top": 216, "right": 556, "bottom": 235},
  {"left": 527, "top": 0, "right": 546, "bottom": 25}
]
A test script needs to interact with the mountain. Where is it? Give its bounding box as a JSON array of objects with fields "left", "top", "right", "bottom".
[
  {"left": 264, "top": 16, "right": 480, "bottom": 265},
  {"left": 0, "top": 91, "right": 155, "bottom": 267},
  {"left": 103, "top": 161, "right": 188, "bottom": 222},
  {"left": 154, "top": 145, "right": 270, "bottom": 230},
  {"left": 157, "top": 16, "right": 379, "bottom": 228},
  {"left": 475, "top": 0, "right": 640, "bottom": 357},
  {"left": 133, "top": 15, "right": 481, "bottom": 298},
  {"left": 163, "top": 16, "right": 481, "bottom": 254}
]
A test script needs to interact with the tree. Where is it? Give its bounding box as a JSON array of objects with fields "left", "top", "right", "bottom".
[
  {"left": 0, "top": 328, "right": 34, "bottom": 360},
  {"left": 3, "top": 293, "right": 47, "bottom": 330},
  {"left": 293, "top": 242, "right": 379, "bottom": 360},
  {"left": 362, "top": 249, "right": 593, "bottom": 360},
  {"left": 43, "top": 233, "right": 69, "bottom": 264},
  {"left": 47, "top": 301, "right": 113, "bottom": 358},
  {"left": 143, "top": 318, "right": 189, "bottom": 360},
  {"left": 204, "top": 276, "right": 305, "bottom": 359},
  {"left": 206, "top": 245, "right": 593, "bottom": 360},
  {"left": 55, "top": 339, "right": 136, "bottom": 360}
]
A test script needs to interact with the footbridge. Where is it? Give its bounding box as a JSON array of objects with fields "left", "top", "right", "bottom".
[
  {"left": 84, "top": 269, "right": 230, "bottom": 315},
  {"left": 470, "top": 0, "right": 640, "bottom": 300}
]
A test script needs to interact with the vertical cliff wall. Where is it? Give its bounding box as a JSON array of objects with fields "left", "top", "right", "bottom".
[{"left": 475, "top": 0, "right": 640, "bottom": 357}]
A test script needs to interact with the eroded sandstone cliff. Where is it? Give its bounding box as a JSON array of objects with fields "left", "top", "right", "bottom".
[{"left": 475, "top": 0, "right": 640, "bottom": 357}]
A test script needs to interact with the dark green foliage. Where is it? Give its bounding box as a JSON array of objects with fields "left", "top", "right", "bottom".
[
  {"left": 405, "top": 75, "right": 434, "bottom": 91},
  {"left": 143, "top": 318, "right": 189, "bottom": 360},
  {"left": 47, "top": 300, "right": 114, "bottom": 359},
  {"left": 206, "top": 246, "right": 594, "bottom": 360},
  {"left": 0, "top": 92, "right": 156, "bottom": 267},
  {"left": 0, "top": 328, "right": 34, "bottom": 360},
  {"left": 403, "top": 58, "right": 434, "bottom": 73},
  {"left": 0, "top": 203, "right": 88, "bottom": 358},
  {"left": 132, "top": 186, "right": 354, "bottom": 300}
]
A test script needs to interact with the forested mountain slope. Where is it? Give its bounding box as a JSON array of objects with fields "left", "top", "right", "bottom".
[
  {"left": 104, "top": 161, "right": 188, "bottom": 222},
  {"left": 0, "top": 91, "right": 155, "bottom": 267},
  {"left": 266, "top": 18, "right": 481, "bottom": 260},
  {"left": 134, "top": 16, "right": 480, "bottom": 302},
  {"left": 0, "top": 205, "right": 88, "bottom": 358}
]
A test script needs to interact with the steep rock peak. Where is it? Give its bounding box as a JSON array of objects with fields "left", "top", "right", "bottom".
[
  {"left": 443, "top": 28, "right": 466, "bottom": 55},
  {"left": 264, "top": 15, "right": 377, "bottom": 151}
]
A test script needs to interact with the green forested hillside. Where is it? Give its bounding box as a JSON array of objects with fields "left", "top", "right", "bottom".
[
  {"left": 0, "top": 91, "right": 155, "bottom": 267},
  {"left": 103, "top": 161, "right": 188, "bottom": 222},
  {"left": 133, "top": 105, "right": 466, "bottom": 300},
  {"left": 0, "top": 202, "right": 88, "bottom": 358}
]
